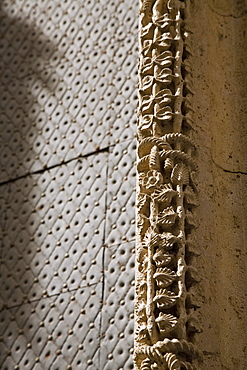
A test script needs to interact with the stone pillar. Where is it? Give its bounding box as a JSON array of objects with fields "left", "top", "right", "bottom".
[
  {"left": 135, "top": 1, "right": 199, "bottom": 368},
  {"left": 135, "top": 0, "right": 247, "bottom": 369}
]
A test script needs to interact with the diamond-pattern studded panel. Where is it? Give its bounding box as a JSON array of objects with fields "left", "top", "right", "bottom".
[
  {"left": 106, "top": 140, "right": 136, "bottom": 247},
  {"left": 100, "top": 241, "right": 135, "bottom": 370},
  {"left": 0, "top": 285, "right": 102, "bottom": 370},
  {"left": 0, "top": 153, "right": 107, "bottom": 307},
  {"left": 0, "top": 0, "right": 137, "bottom": 369},
  {"left": 0, "top": 0, "right": 138, "bottom": 182}
]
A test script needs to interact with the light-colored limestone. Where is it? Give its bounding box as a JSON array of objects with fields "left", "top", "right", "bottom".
[
  {"left": 135, "top": 1, "right": 199, "bottom": 368},
  {"left": 135, "top": 0, "right": 247, "bottom": 368}
]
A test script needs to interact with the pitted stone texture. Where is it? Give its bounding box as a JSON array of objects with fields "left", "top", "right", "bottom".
[
  {"left": 0, "top": 286, "right": 102, "bottom": 370},
  {"left": 0, "top": 0, "right": 138, "bottom": 182},
  {"left": 0, "top": 153, "right": 107, "bottom": 307}
]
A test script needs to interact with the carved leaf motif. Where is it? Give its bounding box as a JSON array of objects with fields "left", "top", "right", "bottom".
[
  {"left": 155, "top": 51, "right": 173, "bottom": 66},
  {"left": 152, "top": 14, "right": 173, "bottom": 28},
  {"left": 143, "top": 228, "right": 160, "bottom": 249},
  {"left": 139, "top": 281, "right": 147, "bottom": 296},
  {"left": 184, "top": 76, "right": 194, "bottom": 94},
  {"left": 142, "top": 0, "right": 153, "bottom": 11},
  {"left": 137, "top": 214, "right": 149, "bottom": 236},
  {"left": 142, "top": 256, "right": 149, "bottom": 272},
  {"left": 153, "top": 267, "right": 177, "bottom": 288},
  {"left": 138, "top": 0, "right": 199, "bottom": 361},
  {"left": 139, "top": 115, "right": 154, "bottom": 131},
  {"left": 190, "top": 170, "right": 198, "bottom": 191},
  {"left": 185, "top": 113, "right": 194, "bottom": 131},
  {"left": 143, "top": 90, "right": 173, "bottom": 112},
  {"left": 137, "top": 213, "right": 148, "bottom": 226},
  {"left": 164, "top": 157, "right": 174, "bottom": 172},
  {"left": 153, "top": 289, "right": 177, "bottom": 308},
  {"left": 153, "top": 184, "right": 177, "bottom": 205},
  {"left": 138, "top": 302, "right": 147, "bottom": 321},
  {"left": 141, "top": 51, "right": 172, "bottom": 74},
  {"left": 141, "top": 58, "right": 154, "bottom": 75},
  {"left": 184, "top": 103, "right": 194, "bottom": 116},
  {"left": 155, "top": 68, "right": 173, "bottom": 84},
  {"left": 141, "top": 89, "right": 173, "bottom": 115},
  {"left": 168, "top": 0, "right": 185, "bottom": 10},
  {"left": 143, "top": 39, "right": 153, "bottom": 55},
  {"left": 163, "top": 133, "right": 195, "bottom": 149},
  {"left": 156, "top": 313, "right": 178, "bottom": 334},
  {"left": 186, "top": 241, "right": 200, "bottom": 255},
  {"left": 187, "top": 315, "right": 202, "bottom": 333},
  {"left": 137, "top": 193, "right": 150, "bottom": 212},
  {"left": 136, "top": 245, "right": 146, "bottom": 264},
  {"left": 138, "top": 137, "right": 171, "bottom": 158},
  {"left": 184, "top": 186, "right": 198, "bottom": 206},
  {"left": 187, "top": 285, "right": 201, "bottom": 309},
  {"left": 184, "top": 41, "right": 193, "bottom": 56},
  {"left": 138, "top": 172, "right": 145, "bottom": 183},
  {"left": 155, "top": 89, "right": 173, "bottom": 104},
  {"left": 156, "top": 106, "right": 173, "bottom": 121},
  {"left": 141, "top": 93, "right": 154, "bottom": 112},
  {"left": 186, "top": 266, "right": 200, "bottom": 285},
  {"left": 149, "top": 146, "right": 160, "bottom": 171},
  {"left": 155, "top": 48, "right": 173, "bottom": 66},
  {"left": 171, "top": 163, "right": 189, "bottom": 186},
  {"left": 137, "top": 248, "right": 148, "bottom": 273},
  {"left": 140, "top": 22, "right": 153, "bottom": 37},
  {"left": 160, "top": 232, "right": 180, "bottom": 248},
  {"left": 184, "top": 95, "right": 193, "bottom": 113},
  {"left": 141, "top": 95, "right": 155, "bottom": 114},
  {"left": 141, "top": 358, "right": 152, "bottom": 370},
  {"left": 157, "top": 206, "right": 177, "bottom": 228},
  {"left": 136, "top": 323, "right": 148, "bottom": 342},
  {"left": 182, "top": 59, "right": 192, "bottom": 74},
  {"left": 154, "top": 33, "right": 173, "bottom": 48},
  {"left": 153, "top": 249, "right": 173, "bottom": 267},
  {"left": 137, "top": 155, "right": 150, "bottom": 172},
  {"left": 164, "top": 353, "right": 180, "bottom": 370},
  {"left": 185, "top": 210, "right": 196, "bottom": 227},
  {"left": 160, "top": 150, "right": 196, "bottom": 170},
  {"left": 179, "top": 361, "right": 195, "bottom": 370},
  {"left": 142, "top": 170, "right": 163, "bottom": 193},
  {"left": 140, "top": 75, "right": 154, "bottom": 92}
]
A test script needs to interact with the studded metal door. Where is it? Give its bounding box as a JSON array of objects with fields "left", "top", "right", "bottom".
[{"left": 0, "top": 1, "right": 138, "bottom": 369}]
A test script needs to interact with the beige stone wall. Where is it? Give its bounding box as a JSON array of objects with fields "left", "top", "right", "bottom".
[{"left": 191, "top": 0, "right": 247, "bottom": 368}]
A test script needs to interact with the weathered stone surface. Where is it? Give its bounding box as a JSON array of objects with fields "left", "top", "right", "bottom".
[{"left": 191, "top": 0, "right": 247, "bottom": 368}]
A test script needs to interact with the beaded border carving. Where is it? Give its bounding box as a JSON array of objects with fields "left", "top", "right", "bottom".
[{"left": 135, "top": 0, "right": 200, "bottom": 369}]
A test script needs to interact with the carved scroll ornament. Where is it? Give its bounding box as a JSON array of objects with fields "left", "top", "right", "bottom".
[{"left": 135, "top": 1, "right": 200, "bottom": 369}]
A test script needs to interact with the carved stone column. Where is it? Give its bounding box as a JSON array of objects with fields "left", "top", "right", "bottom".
[{"left": 134, "top": 1, "right": 200, "bottom": 368}]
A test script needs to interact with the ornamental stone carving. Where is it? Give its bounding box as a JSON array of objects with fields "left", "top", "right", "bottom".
[{"left": 135, "top": 0, "right": 200, "bottom": 369}]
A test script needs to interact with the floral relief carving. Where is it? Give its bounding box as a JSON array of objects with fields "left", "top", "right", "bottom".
[{"left": 135, "top": 0, "right": 200, "bottom": 369}]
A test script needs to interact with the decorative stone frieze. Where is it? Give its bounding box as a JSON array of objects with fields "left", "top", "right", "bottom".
[{"left": 135, "top": 0, "right": 200, "bottom": 368}]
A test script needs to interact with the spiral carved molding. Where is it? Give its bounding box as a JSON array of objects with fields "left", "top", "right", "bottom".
[{"left": 135, "top": 1, "right": 200, "bottom": 369}]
